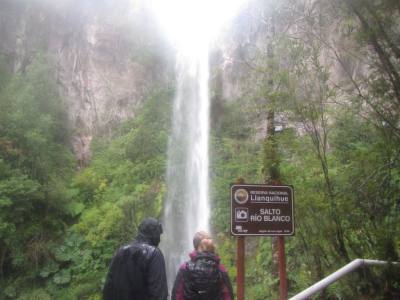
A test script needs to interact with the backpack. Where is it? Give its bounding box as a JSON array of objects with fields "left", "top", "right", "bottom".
[{"left": 183, "top": 252, "right": 222, "bottom": 300}]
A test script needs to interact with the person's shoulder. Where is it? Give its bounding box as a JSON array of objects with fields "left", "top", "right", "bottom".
[
  {"left": 151, "top": 246, "right": 164, "bottom": 257},
  {"left": 218, "top": 262, "right": 228, "bottom": 273},
  {"left": 179, "top": 260, "right": 190, "bottom": 271},
  {"left": 134, "top": 242, "right": 156, "bottom": 254},
  {"left": 115, "top": 243, "right": 132, "bottom": 256},
  {"left": 137, "top": 243, "right": 166, "bottom": 261},
  {"left": 139, "top": 242, "right": 156, "bottom": 251},
  {"left": 118, "top": 241, "right": 152, "bottom": 259}
]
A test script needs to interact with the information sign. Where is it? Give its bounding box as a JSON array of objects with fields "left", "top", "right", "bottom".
[{"left": 231, "top": 184, "right": 294, "bottom": 236}]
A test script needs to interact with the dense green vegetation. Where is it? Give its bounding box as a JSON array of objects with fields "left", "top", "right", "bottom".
[
  {"left": 0, "top": 0, "right": 399, "bottom": 299},
  {"left": 0, "top": 54, "right": 173, "bottom": 298},
  {"left": 0, "top": 56, "right": 76, "bottom": 298},
  {"left": 212, "top": 0, "right": 400, "bottom": 299}
]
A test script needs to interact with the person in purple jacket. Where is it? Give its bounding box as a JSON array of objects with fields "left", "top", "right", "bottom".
[{"left": 171, "top": 231, "right": 234, "bottom": 300}]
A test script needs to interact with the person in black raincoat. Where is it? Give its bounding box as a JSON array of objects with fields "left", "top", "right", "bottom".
[{"left": 103, "top": 217, "right": 168, "bottom": 300}]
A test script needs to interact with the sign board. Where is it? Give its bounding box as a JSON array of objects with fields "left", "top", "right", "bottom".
[{"left": 231, "top": 184, "right": 294, "bottom": 236}]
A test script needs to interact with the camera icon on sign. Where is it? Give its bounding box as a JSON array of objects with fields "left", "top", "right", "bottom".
[{"left": 235, "top": 208, "right": 248, "bottom": 222}]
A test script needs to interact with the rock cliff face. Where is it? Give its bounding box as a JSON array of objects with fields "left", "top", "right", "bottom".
[
  {"left": 0, "top": 0, "right": 172, "bottom": 164},
  {"left": 1, "top": 0, "right": 370, "bottom": 164},
  {"left": 2, "top": 0, "right": 331, "bottom": 163}
]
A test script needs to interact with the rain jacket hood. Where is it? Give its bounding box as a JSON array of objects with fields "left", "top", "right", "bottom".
[{"left": 136, "top": 217, "right": 163, "bottom": 247}]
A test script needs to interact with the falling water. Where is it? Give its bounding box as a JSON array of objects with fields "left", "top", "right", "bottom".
[
  {"left": 162, "top": 42, "right": 211, "bottom": 287},
  {"left": 149, "top": 0, "right": 249, "bottom": 292}
]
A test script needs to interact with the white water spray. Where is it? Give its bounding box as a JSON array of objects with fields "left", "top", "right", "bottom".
[
  {"left": 162, "top": 44, "right": 211, "bottom": 287},
  {"left": 148, "top": 0, "right": 248, "bottom": 290}
]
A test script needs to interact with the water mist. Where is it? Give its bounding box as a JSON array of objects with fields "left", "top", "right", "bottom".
[
  {"left": 162, "top": 44, "right": 211, "bottom": 287},
  {"left": 151, "top": 0, "right": 248, "bottom": 291}
]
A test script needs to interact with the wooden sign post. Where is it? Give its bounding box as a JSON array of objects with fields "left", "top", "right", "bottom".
[
  {"left": 237, "top": 236, "right": 245, "bottom": 300},
  {"left": 278, "top": 236, "right": 287, "bottom": 300},
  {"left": 231, "top": 184, "right": 294, "bottom": 300}
]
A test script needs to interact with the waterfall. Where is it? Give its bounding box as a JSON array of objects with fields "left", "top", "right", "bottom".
[
  {"left": 161, "top": 43, "right": 211, "bottom": 288},
  {"left": 148, "top": 0, "right": 248, "bottom": 292}
]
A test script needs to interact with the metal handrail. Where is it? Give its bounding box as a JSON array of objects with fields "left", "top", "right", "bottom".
[{"left": 289, "top": 259, "right": 400, "bottom": 300}]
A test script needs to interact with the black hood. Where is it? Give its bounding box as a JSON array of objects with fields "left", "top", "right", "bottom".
[{"left": 136, "top": 217, "right": 163, "bottom": 247}]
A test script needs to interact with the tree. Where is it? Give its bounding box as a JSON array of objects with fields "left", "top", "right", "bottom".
[{"left": 0, "top": 55, "right": 75, "bottom": 296}]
